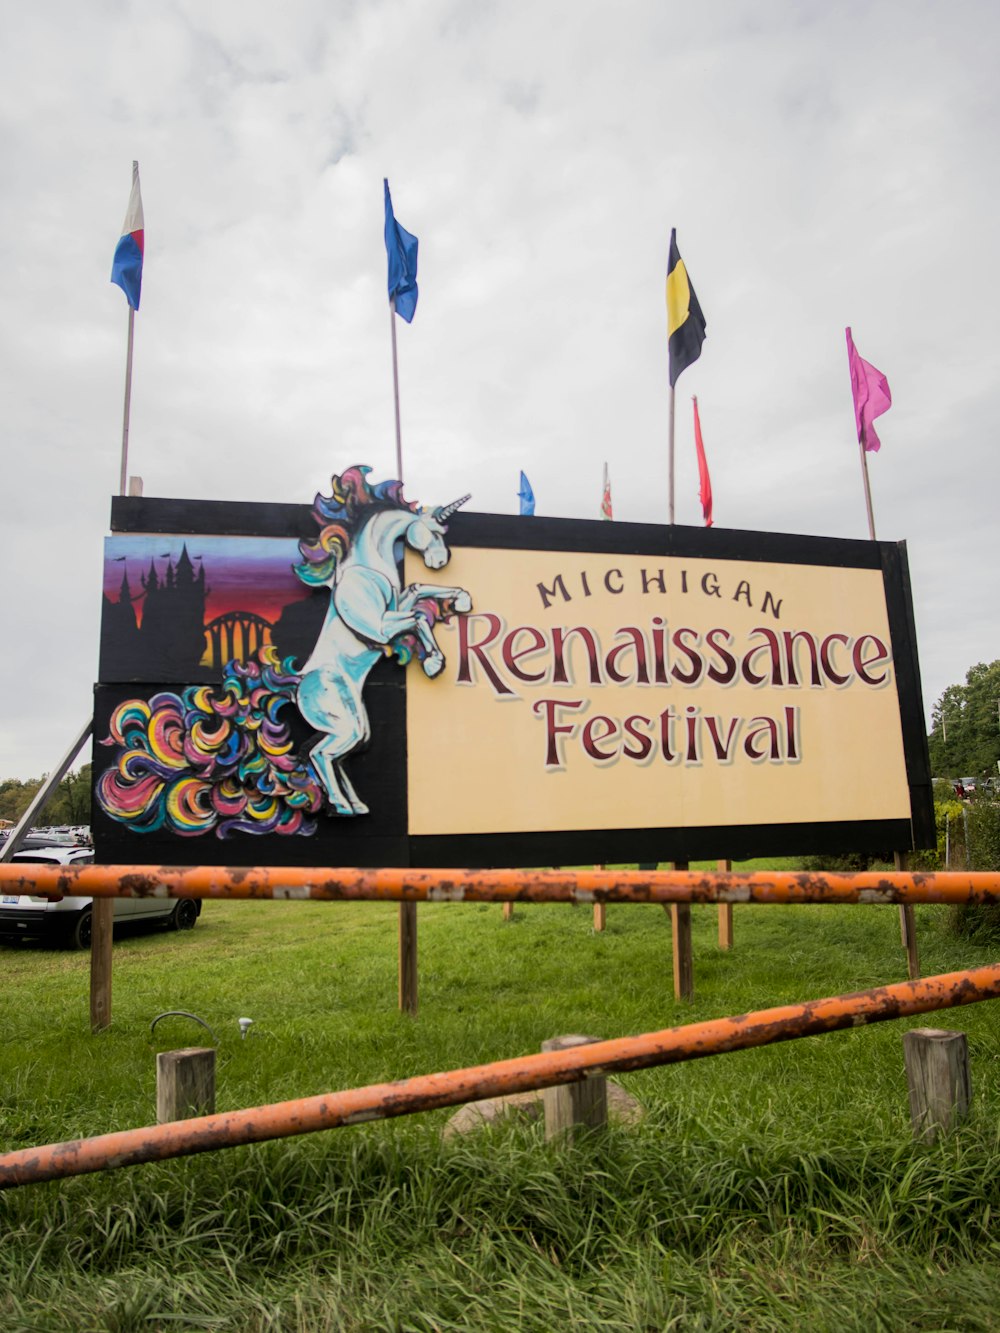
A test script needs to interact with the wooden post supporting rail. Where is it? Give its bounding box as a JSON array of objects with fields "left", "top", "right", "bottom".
[
  {"left": 541, "top": 1034, "right": 607, "bottom": 1140},
  {"left": 90, "top": 900, "right": 114, "bottom": 1032},
  {"left": 502, "top": 901, "right": 515, "bottom": 921},
  {"left": 896, "top": 851, "right": 920, "bottom": 979},
  {"left": 156, "top": 1048, "right": 216, "bottom": 1123},
  {"left": 902, "top": 1028, "right": 970, "bottom": 1142},
  {"left": 717, "top": 859, "right": 734, "bottom": 949},
  {"left": 399, "top": 903, "right": 418, "bottom": 1015},
  {"left": 593, "top": 864, "right": 606, "bottom": 932},
  {"left": 666, "top": 861, "right": 693, "bottom": 1000},
  {"left": 638, "top": 862, "right": 657, "bottom": 945}
]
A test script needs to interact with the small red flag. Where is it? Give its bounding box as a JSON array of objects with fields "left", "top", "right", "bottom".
[
  {"left": 600, "top": 463, "right": 613, "bottom": 520},
  {"left": 692, "top": 397, "right": 713, "bottom": 527}
]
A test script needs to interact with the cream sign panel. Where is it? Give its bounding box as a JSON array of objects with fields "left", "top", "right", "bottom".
[{"left": 407, "top": 548, "right": 910, "bottom": 838}]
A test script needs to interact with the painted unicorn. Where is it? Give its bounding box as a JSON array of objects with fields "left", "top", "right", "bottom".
[{"left": 294, "top": 467, "right": 471, "bottom": 815}]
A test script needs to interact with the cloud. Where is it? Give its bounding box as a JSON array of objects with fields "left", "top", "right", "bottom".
[{"left": 2, "top": 0, "right": 999, "bottom": 779}]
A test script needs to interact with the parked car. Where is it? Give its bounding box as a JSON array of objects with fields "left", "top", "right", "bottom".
[{"left": 0, "top": 845, "right": 201, "bottom": 949}]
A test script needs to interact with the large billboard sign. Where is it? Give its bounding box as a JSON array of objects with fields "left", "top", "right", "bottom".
[{"left": 92, "top": 469, "right": 934, "bottom": 867}]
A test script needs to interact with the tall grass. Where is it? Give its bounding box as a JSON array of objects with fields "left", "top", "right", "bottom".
[{"left": 2, "top": 881, "right": 999, "bottom": 1330}]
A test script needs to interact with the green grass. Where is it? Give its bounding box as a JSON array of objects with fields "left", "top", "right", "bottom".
[{"left": 2, "top": 878, "right": 1000, "bottom": 1330}]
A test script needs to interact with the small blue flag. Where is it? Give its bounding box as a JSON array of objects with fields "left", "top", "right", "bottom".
[
  {"left": 384, "top": 178, "right": 418, "bottom": 323},
  {"left": 518, "top": 471, "right": 535, "bottom": 516}
]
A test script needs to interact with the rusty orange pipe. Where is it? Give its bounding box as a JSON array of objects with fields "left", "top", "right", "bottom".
[
  {"left": 2, "top": 863, "right": 1000, "bottom": 905},
  {"left": 2, "top": 963, "right": 998, "bottom": 1189}
]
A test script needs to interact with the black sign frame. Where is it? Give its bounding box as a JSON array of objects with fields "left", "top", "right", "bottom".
[{"left": 93, "top": 494, "right": 934, "bottom": 868}]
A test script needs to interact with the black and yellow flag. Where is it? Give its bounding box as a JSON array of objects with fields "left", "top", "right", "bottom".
[{"left": 666, "top": 229, "right": 706, "bottom": 387}]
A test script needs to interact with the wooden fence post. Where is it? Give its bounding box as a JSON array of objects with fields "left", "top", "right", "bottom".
[
  {"left": 156, "top": 1048, "right": 216, "bottom": 1123},
  {"left": 541, "top": 1035, "right": 607, "bottom": 1140},
  {"left": 717, "top": 858, "right": 733, "bottom": 950},
  {"left": 902, "top": 1028, "right": 971, "bottom": 1142},
  {"left": 896, "top": 850, "right": 920, "bottom": 979},
  {"left": 502, "top": 901, "right": 515, "bottom": 921}
]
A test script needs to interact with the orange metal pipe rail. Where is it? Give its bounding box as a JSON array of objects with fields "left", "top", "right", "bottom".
[
  {"left": 1, "top": 863, "right": 1000, "bottom": 905},
  {"left": 3, "top": 963, "right": 999, "bottom": 1189}
]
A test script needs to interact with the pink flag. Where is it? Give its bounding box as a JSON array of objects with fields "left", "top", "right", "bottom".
[
  {"left": 692, "top": 396, "right": 713, "bottom": 526},
  {"left": 846, "top": 327, "right": 892, "bottom": 453}
]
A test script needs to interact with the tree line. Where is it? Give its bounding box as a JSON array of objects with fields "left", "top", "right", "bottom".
[
  {"left": 0, "top": 764, "right": 92, "bottom": 827},
  {"left": 927, "top": 659, "right": 1000, "bottom": 782}
]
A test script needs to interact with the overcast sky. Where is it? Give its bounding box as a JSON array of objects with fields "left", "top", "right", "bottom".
[{"left": 1, "top": 0, "right": 997, "bottom": 780}]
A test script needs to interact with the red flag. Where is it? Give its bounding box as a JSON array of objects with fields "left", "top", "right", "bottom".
[
  {"left": 692, "top": 396, "right": 713, "bottom": 527},
  {"left": 600, "top": 463, "right": 613, "bottom": 520},
  {"left": 845, "top": 327, "right": 892, "bottom": 453}
]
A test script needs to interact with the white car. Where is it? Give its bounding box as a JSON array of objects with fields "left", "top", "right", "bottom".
[{"left": 0, "top": 845, "right": 200, "bottom": 949}]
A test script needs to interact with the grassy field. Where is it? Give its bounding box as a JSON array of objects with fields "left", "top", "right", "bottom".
[{"left": 2, "top": 869, "right": 1000, "bottom": 1331}]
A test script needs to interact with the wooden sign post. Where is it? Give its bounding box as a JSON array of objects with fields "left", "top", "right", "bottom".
[
  {"left": 667, "top": 862, "right": 693, "bottom": 1001},
  {"left": 717, "top": 859, "right": 734, "bottom": 950}
]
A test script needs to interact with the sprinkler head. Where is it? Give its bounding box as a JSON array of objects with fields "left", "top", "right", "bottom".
[{"left": 238, "top": 1017, "right": 254, "bottom": 1040}]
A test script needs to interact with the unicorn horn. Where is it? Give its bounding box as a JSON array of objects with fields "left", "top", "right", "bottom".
[{"left": 433, "top": 493, "right": 472, "bottom": 522}]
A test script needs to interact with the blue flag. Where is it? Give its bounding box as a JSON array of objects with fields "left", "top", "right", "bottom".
[
  {"left": 518, "top": 471, "right": 535, "bottom": 516},
  {"left": 384, "top": 178, "right": 418, "bottom": 323}
]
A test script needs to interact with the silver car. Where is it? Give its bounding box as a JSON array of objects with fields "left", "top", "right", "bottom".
[{"left": 0, "top": 845, "right": 200, "bottom": 949}]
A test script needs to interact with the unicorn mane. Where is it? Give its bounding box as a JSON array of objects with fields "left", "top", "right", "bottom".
[
  {"left": 96, "top": 645, "right": 324, "bottom": 837},
  {"left": 293, "top": 465, "right": 416, "bottom": 587}
]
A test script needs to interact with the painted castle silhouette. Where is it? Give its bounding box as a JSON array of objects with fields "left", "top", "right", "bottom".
[
  {"left": 101, "top": 545, "right": 323, "bottom": 682},
  {"left": 102, "top": 546, "right": 213, "bottom": 679}
]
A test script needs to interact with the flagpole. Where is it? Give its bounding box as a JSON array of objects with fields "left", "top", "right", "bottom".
[
  {"left": 389, "top": 293, "right": 404, "bottom": 483},
  {"left": 851, "top": 360, "right": 911, "bottom": 973},
  {"left": 846, "top": 328, "right": 890, "bottom": 544},
  {"left": 389, "top": 286, "right": 412, "bottom": 1014},
  {"left": 668, "top": 384, "right": 676, "bottom": 524},
  {"left": 858, "top": 432, "right": 877, "bottom": 540},
  {"left": 117, "top": 156, "right": 141, "bottom": 497},
  {"left": 118, "top": 304, "right": 135, "bottom": 497},
  {"left": 383, "top": 180, "right": 420, "bottom": 1015}
]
